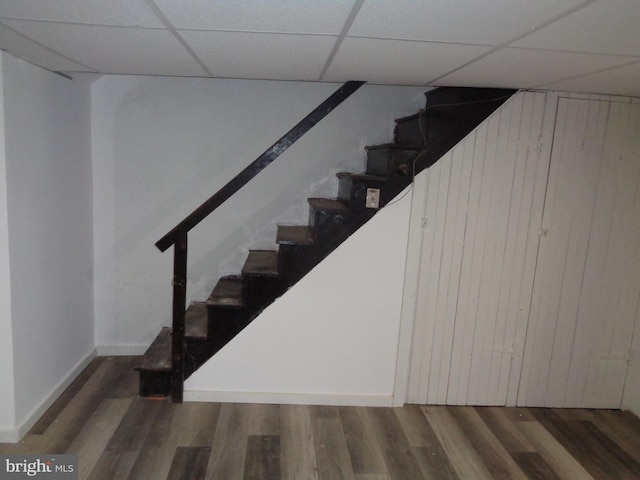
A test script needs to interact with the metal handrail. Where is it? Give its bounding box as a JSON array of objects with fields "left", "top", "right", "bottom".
[{"left": 156, "top": 81, "right": 365, "bottom": 401}]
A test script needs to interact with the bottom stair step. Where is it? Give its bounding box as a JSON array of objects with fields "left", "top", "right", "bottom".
[
  {"left": 136, "top": 327, "right": 171, "bottom": 372},
  {"left": 136, "top": 327, "right": 172, "bottom": 397}
]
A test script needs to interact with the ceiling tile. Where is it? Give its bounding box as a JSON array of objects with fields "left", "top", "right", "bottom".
[
  {"left": 436, "top": 47, "right": 636, "bottom": 89},
  {"left": 2, "top": 20, "right": 208, "bottom": 76},
  {"left": 513, "top": 0, "right": 640, "bottom": 56},
  {"left": 0, "top": 0, "right": 164, "bottom": 28},
  {"left": 0, "top": 22, "right": 92, "bottom": 72},
  {"left": 181, "top": 31, "right": 336, "bottom": 81},
  {"left": 153, "top": 0, "right": 356, "bottom": 35},
  {"left": 323, "top": 37, "right": 491, "bottom": 85},
  {"left": 540, "top": 61, "right": 640, "bottom": 97},
  {"left": 350, "top": 0, "right": 585, "bottom": 45}
]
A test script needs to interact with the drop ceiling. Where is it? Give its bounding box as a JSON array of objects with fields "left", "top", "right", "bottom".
[{"left": 0, "top": 0, "right": 639, "bottom": 97}]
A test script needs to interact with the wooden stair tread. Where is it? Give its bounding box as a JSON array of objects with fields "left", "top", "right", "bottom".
[
  {"left": 242, "top": 250, "right": 279, "bottom": 277},
  {"left": 207, "top": 276, "right": 244, "bottom": 308},
  {"left": 185, "top": 302, "right": 208, "bottom": 340},
  {"left": 336, "top": 172, "right": 388, "bottom": 183},
  {"left": 277, "top": 225, "right": 315, "bottom": 246},
  {"left": 136, "top": 327, "right": 171, "bottom": 372},
  {"left": 308, "top": 198, "right": 349, "bottom": 213}
]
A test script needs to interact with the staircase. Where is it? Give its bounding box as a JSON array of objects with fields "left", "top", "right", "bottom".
[{"left": 136, "top": 86, "right": 516, "bottom": 400}]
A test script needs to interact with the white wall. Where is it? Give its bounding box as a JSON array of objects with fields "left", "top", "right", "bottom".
[
  {"left": 2, "top": 53, "right": 94, "bottom": 439},
  {"left": 91, "top": 76, "right": 425, "bottom": 351},
  {"left": 0, "top": 58, "right": 17, "bottom": 437},
  {"left": 185, "top": 188, "right": 412, "bottom": 405}
]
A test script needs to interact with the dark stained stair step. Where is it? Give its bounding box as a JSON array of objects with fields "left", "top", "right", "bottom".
[
  {"left": 277, "top": 225, "right": 315, "bottom": 246},
  {"left": 308, "top": 198, "right": 349, "bottom": 213},
  {"left": 207, "top": 276, "right": 244, "bottom": 308},
  {"left": 137, "top": 327, "right": 171, "bottom": 372},
  {"left": 242, "top": 250, "right": 279, "bottom": 277},
  {"left": 337, "top": 172, "right": 388, "bottom": 210},
  {"left": 365, "top": 145, "right": 423, "bottom": 178},
  {"left": 185, "top": 302, "right": 208, "bottom": 341}
]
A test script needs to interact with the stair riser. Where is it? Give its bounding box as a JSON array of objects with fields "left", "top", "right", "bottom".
[
  {"left": 394, "top": 114, "right": 429, "bottom": 147},
  {"left": 279, "top": 244, "right": 325, "bottom": 284},
  {"left": 184, "top": 341, "right": 217, "bottom": 377},
  {"left": 338, "top": 177, "right": 389, "bottom": 213},
  {"left": 366, "top": 148, "right": 421, "bottom": 178},
  {"left": 138, "top": 370, "right": 171, "bottom": 397},
  {"left": 205, "top": 307, "right": 246, "bottom": 343},
  {"left": 245, "top": 276, "right": 288, "bottom": 312},
  {"left": 308, "top": 209, "right": 357, "bottom": 245}
]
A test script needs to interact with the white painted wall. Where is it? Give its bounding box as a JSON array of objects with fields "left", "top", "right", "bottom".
[
  {"left": 2, "top": 53, "right": 94, "bottom": 438},
  {"left": 91, "top": 76, "right": 425, "bottom": 351},
  {"left": 0, "top": 58, "right": 17, "bottom": 437},
  {"left": 185, "top": 188, "right": 412, "bottom": 405}
]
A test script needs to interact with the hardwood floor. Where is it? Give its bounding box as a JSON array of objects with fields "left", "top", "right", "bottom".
[{"left": 2, "top": 356, "right": 640, "bottom": 479}]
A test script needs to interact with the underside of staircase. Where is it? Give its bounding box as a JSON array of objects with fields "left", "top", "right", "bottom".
[{"left": 136, "top": 86, "right": 516, "bottom": 400}]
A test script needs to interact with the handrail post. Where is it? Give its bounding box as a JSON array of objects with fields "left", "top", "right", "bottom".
[{"left": 171, "top": 231, "right": 188, "bottom": 402}]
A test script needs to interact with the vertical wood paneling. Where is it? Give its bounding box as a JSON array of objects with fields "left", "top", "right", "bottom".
[
  {"left": 407, "top": 91, "right": 552, "bottom": 405},
  {"left": 506, "top": 92, "right": 560, "bottom": 406},
  {"left": 518, "top": 99, "right": 609, "bottom": 407},
  {"left": 518, "top": 99, "right": 640, "bottom": 408}
]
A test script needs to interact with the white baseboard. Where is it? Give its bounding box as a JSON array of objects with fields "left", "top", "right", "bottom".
[
  {"left": 183, "top": 390, "right": 395, "bottom": 407},
  {"left": 0, "top": 349, "right": 97, "bottom": 443},
  {"left": 96, "top": 345, "right": 148, "bottom": 356}
]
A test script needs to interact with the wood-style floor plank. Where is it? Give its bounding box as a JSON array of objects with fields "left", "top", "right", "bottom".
[
  {"left": 311, "top": 406, "right": 356, "bottom": 480},
  {"left": 28, "top": 357, "right": 105, "bottom": 435},
  {"left": 65, "top": 398, "right": 132, "bottom": 480},
  {"left": 582, "top": 409, "right": 640, "bottom": 465},
  {"left": 205, "top": 403, "right": 250, "bottom": 480},
  {"left": 176, "top": 402, "right": 221, "bottom": 448},
  {"left": 280, "top": 404, "right": 319, "bottom": 480},
  {"left": 166, "top": 446, "right": 211, "bottom": 480},
  {"left": 474, "top": 407, "right": 536, "bottom": 453},
  {"left": 395, "top": 404, "right": 458, "bottom": 480},
  {"left": 422, "top": 406, "right": 494, "bottom": 480},
  {"left": 244, "top": 435, "right": 280, "bottom": 480},
  {"left": 2, "top": 356, "right": 640, "bottom": 480},
  {"left": 88, "top": 396, "right": 163, "bottom": 480},
  {"left": 511, "top": 452, "right": 563, "bottom": 480},
  {"left": 532, "top": 408, "right": 640, "bottom": 479},
  {"left": 126, "top": 399, "right": 180, "bottom": 480},
  {"left": 248, "top": 403, "right": 281, "bottom": 436},
  {"left": 363, "top": 407, "right": 425, "bottom": 480},
  {"left": 516, "top": 419, "right": 595, "bottom": 480},
  {"left": 448, "top": 406, "right": 528, "bottom": 480},
  {"left": 339, "top": 407, "right": 387, "bottom": 476}
]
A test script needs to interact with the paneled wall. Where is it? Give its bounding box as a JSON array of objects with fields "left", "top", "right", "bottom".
[
  {"left": 406, "top": 91, "right": 640, "bottom": 408},
  {"left": 519, "top": 98, "right": 640, "bottom": 408},
  {"left": 406, "top": 91, "right": 554, "bottom": 405}
]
